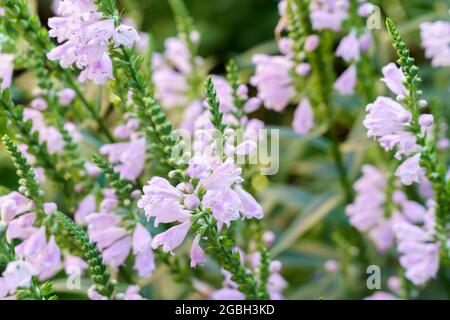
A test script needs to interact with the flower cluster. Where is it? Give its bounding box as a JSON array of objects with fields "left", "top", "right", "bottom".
[
  {"left": 393, "top": 201, "right": 440, "bottom": 285},
  {"left": 47, "top": 0, "right": 139, "bottom": 84},
  {"left": 153, "top": 35, "right": 202, "bottom": 110},
  {"left": 0, "top": 192, "right": 61, "bottom": 298},
  {"left": 0, "top": 53, "right": 13, "bottom": 90},
  {"left": 138, "top": 155, "right": 263, "bottom": 262},
  {"left": 346, "top": 165, "right": 395, "bottom": 252},
  {"left": 76, "top": 189, "right": 155, "bottom": 277},
  {"left": 1, "top": 0, "right": 449, "bottom": 302},
  {"left": 363, "top": 62, "right": 433, "bottom": 186}
]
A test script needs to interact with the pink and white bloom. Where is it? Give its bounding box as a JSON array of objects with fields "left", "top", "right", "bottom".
[
  {"left": 334, "top": 64, "right": 357, "bottom": 96},
  {"left": 190, "top": 234, "right": 206, "bottom": 268},
  {"left": 381, "top": 63, "right": 407, "bottom": 97},
  {"left": 420, "top": 21, "right": 450, "bottom": 67},
  {"left": 250, "top": 54, "right": 295, "bottom": 112},
  {"left": 336, "top": 31, "right": 360, "bottom": 62},
  {"left": 346, "top": 165, "right": 395, "bottom": 252},
  {"left": 100, "top": 138, "right": 146, "bottom": 181},
  {"left": 0, "top": 53, "right": 14, "bottom": 90},
  {"left": 292, "top": 98, "right": 315, "bottom": 135},
  {"left": 310, "top": 0, "right": 350, "bottom": 32},
  {"left": 395, "top": 153, "right": 424, "bottom": 186},
  {"left": 363, "top": 97, "right": 419, "bottom": 158},
  {"left": 132, "top": 224, "right": 155, "bottom": 278},
  {"left": 393, "top": 206, "right": 439, "bottom": 285},
  {"left": 48, "top": 0, "right": 138, "bottom": 84},
  {"left": 2, "top": 261, "right": 37, "bottom": 293}
]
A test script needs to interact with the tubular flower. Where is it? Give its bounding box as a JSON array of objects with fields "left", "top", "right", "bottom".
[{"left": 47, "top": 0, "right": 138, "bottom": 84}]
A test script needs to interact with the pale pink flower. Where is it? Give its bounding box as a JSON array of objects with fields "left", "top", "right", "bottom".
[
  {"left": 364, "top": 292, "right": 399, "bottom": 300},
  {"left": 31, "top": 98, "right": 48, "bottom": 111},
  {"left": 364, "top": 97, "right": 416, "bottom": 156},
  {"left": 234, "top": 186, "right": 264, "bottom": 220},
  {"left": 346, "top": 165, "right": 395, "bottom": 252},
  {"left": 211, "top": 288, "right": 245, "bottom": 300},
  {"left": 250, "top": 54, "right": 295, "bottom": 112},
  {"left": 419, "top": 114, "right": 434, "bottom": 129},
  {"left": 113, "top": 24, "right": 140, "bottom": 48},
  {"left": 0, "top": 53, "right": 14, "bottom": 90},
  {"left": 138, "top": 177, "right": 191, "bottom": 226},
  {"left": 395, "top": 153, "right": 424, "bottom": 186},
  {"left": 420, "top": 21, "right": 450, "bottom": 67},
  {"left": 201, "top": 159, "right": 242, "bottom": 191},
  {"left": 6, "top": 213, "right": 36, "bottom": 243},
  {"left": 304, "top": 35, "right": 320, "bottom": 52},
  {"left": 151, "top": 220, "right": 192, "bottom": 254},
  {"left": 295, "top": 63, "right": 311, "bottom": 76},
  {"left": 359, "top": 32, "right": 373, "bottom": 52},
  {"left": 310, "top": 0, "right": 349, "bottom": 32},
  {"left": 102, "top": 237, "right": 132, "bottom": 269},
  {"left": 3, "top": 261, "right": 37, "bottom": 292},
  {"left": 48, "top": 1, "right": 138, "bottom": 84},
  {"left": 88, "top": 285, "right": 108, "bottom": 300},
  {"left": 121, "top": 286, "right": 145, "bottom": 300},
  {"left": 334, "top": 65, "right": 357, "bottom": 96},
  {"left": 58, "top": 88, "right": 76, "bottom": 106},
  {"left": 0, "top": 192, "right": 34, "bottom": 223},
  {"left": 202, "top": 189, "right": 241, "bottom": 229},
  {"left": 381, "top": 63, "right": 407, "bottom": 97},
  {"left": 190, "top": 234, "right": 206, "bottom": 268},
  {"left": 74, "top": 194, "right": 96, "bottom": 225},
  {"left": 23, "top": 108, "right": 65, "bottom": 154},
  {"left": 100, "top": 138, "right": 146, "bottom": 181},
  {"left": 393, "top": 207, "right": 439, "bottom": 285},
  {"left": 132, "top": 224, "right": 155, "bottom": 278},
  {"left": 64, "top": 255, "right": 88, "bottom": 275},
  {"left": 336, "top": 31, "right": 360, "bottom": 62}
]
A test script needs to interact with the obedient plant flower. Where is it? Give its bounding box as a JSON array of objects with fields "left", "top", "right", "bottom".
[
  {"left": 132, "top": 223, "right": 156, "bottom": 277},
  {"left": 63, "top": 255, "right": 88, "bottom": 275},
  {"left": 57, "top": 88, "right": 76, "bottom": 106},
  {"left": 0, "top": 192, "right": 62, "bottom": 282},
  {"left": 47, "top": 0, "right": 139, "bottom": 84},
  {"left": 250, "top": 54, "right": 295, "bottom": 112},
  {"left": 100, "top": 138, "right": 146, "bottom": 182},
  {"left": 23, "top": 109, "right": 65, "bottom": 155},
  {"left": 0, "top": 53, "right": 13, "bottom": 89},
  {"left": 1, "top": 261, "right": 37, "bottom": 296},
  {"left": 292, "top": 98, "right": 314, "bottom": 135},
  {"left": 381, "top": 63, "right": 408, "bottom": 97},
  {"left": 364, "top": 292, "right": 399, "bottom": 300},
  {"left": 117, "top": 286, "right": 145, "bottom": 300},
  {"left": 309, "top": 0, "right": 350, "bottom": 32},
  {"left": 334, "top": 64, "right": 357, "bottom": 96},
  {"left": 395, "top": 153, "right": 424, "bottom": 186},
  {"left": 346, "top": 165, "right": 396, "bottom": 252},
  {"left": 336, "top": 31, "right": 361, "bottom": 63},
  {"left": 81, "top": 189, "right": 155, "bottom": 277},
  {"left": 15, "top": 227, "right": 62, "bottom": 281},
  {"left": 152, "top": 35, "right": 203, "bottom": 110},
  {"left": 139, "top": 153, "right": 263, "bottom": 262},
  {"left": 363, "top": 58, "right": 436, "bottom": 187},
  {"left": 393, "top": 205, "right": 440, "bottom": 285},
  {"left": 363, "top": 96, "right": 418, "bottom": 159},
  {"left": 419, "top": 21, "right": 450, "bottom": 67}
]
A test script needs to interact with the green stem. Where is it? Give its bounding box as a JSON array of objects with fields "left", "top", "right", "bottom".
[{"left": 195, "top": 210, "right": 263, "bottom": 300}]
